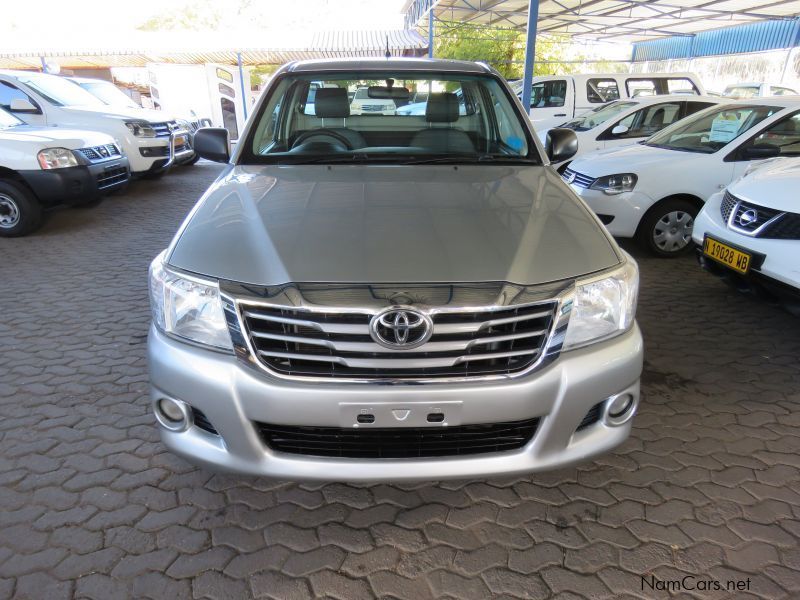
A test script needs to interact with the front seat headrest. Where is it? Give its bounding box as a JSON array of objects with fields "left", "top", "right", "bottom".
[
  {"left": 426, "top": 93, "right": 460, "bottom": 123},
  {"left": 314, "top": 88, "right": 350, "bottom": 118}
]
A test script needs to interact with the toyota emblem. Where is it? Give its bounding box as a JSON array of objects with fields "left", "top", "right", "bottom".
[{"left": 369, "top": 308, "right": 433, "bottom": 350}]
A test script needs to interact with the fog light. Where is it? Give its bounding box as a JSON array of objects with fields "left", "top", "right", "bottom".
[
  {"left": 605, "top": 393, "right": 636, "bottom": 425},
  {"left": 154, "top": 397, "right": 191, "bottom": 431}
]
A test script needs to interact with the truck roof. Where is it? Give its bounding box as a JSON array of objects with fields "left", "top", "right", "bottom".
[{"left": 284, "top": 58, "right": 493, "bottom": 74}]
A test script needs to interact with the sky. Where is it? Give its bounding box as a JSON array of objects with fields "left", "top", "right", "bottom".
[{"left": 1, "top": 0, "right": 409, "bottom": 36}]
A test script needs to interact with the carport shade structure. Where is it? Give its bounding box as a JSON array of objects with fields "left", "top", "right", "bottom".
[{"left": 404, "top": 0, "right": 800, "bottom": 112}]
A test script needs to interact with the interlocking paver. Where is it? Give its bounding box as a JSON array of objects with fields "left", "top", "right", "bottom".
[{"left": 0, "top": 164, "right": 798, "bottom": 598}]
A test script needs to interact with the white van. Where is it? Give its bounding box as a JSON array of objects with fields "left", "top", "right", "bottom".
[
  {"left": 0, "top": 70, "right": 192, "bottom": 177},
  {"left": 514, "top": 72, "right": 705, "bottom": 131}
]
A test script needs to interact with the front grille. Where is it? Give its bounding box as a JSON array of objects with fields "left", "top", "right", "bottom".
[
  {"left": 730, "top": 200, "right": 782, "bottom": 233},
  {"left": 240, "top": 301, "right": 557, "bottom": 380},
  {"left": 76, "top": 144, "right": 121, "bottom": 162},
  {"left": 562, "top": 167, "right": 596, "bottom": 189},
  {"left": 720, "top": 191, "right": 737, "bottom": 222},
  {"left": 257, "top": 418, "right": 540, "bottom": 458},
  {"left": 96, "top": 165, "right": 128, "bottom": 190},
  {"left": 150, "top": 121, "right": 180, "bottom": 137},
  {"left": 762, "top": 213, "right": 800, "bottom": 240},
  {"left": 576, "top": 402, "right": 604, "bottom": 432}
]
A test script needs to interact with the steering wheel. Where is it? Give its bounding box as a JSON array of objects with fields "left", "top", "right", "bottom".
[{"left": 292, "top": 129, "right": 354, "bottom": 150}]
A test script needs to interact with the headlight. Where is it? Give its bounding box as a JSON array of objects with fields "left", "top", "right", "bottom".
[
  {"left": 149, "top": 253, "right": 232, "bottom": 351},
  {"left": 563, "top": 259, "right": 639, "bottom": 350},
  {"left": 125, "top": 120, "right": 157, "bottom": 137},
  {"left": 37, "top": 148, "right": 78, "bottom": 169},
  {"left": 590, "top": 173, "right": 637, "bottom": 195}
]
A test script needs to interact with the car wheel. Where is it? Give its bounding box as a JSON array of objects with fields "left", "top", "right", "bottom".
[
  {"left": 0, "top": 180, "right": 42, "bottom": 237},
  {"left": 183, "top": 154, "right": 201, "bottom": 166},
  {"left": 637, "top": 199, "right": 698, "bottom": 257}
]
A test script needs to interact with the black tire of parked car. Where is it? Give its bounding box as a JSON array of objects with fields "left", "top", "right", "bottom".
[
  {"left": 183, "top": 154, "right": 201, "bottom": 166},
  {"left": 636, "top": 198, "right": 699, "bottom": 258},
  {"left": 0, "top": 179, "right": 42, "bottom": 237}
]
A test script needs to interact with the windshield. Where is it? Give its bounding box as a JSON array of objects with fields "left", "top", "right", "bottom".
[
  {"left": 246, "top": 71, "right": 538, "bottom": 165},
  {"left": 562, "top": 101, "right": 637, "bottom": 131},
  {"left": 0, "top": 107, "right": 24, "bottom": 128},
  {"left": 17, "top": 75, "right": 103, "bottom": 107},
  {"left": 78, "top": 81, "right": 139, "bottom": 108},
  {"left": 644, "top": 104, "right": 781, "bottom": 153}
]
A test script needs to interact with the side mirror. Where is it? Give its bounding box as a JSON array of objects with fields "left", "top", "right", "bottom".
[
  {"left": 741, "top": 143, "right": 780, "bottom": 160},
  {"left": 9, "top": 98, "right": 39, "bottom": 114},
  {"left": 193, "top": 128, "right": 230, "bottom": 163},
  {"left": 545, "top": 127, "right": 578, "bottom": 163},
  {"left": 611, "top": 124, "right": 629, "bottom": 136}
]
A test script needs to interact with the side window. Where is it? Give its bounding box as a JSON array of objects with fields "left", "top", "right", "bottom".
[
  {"left": 772, "top": 86, "right": 797, "bottom": 96},
  {"left": 684, "top": 101, "right": 714, "bottom": 117},
  {"left": 612, "top": 102, "right": 681, "bottom": 138},
  {"left": 626, "top": 79, "right": 657, "bottom": 98},
  {"left": 220, "top": 97, "right": 239, "bottom": 141},
  {"left": 667, "top": 78, "right": 699, "bottom": 95},
  {"left": 586, "top": 79, "right": 619, "bottom": 103},
  {"left": 529, "top": 80, "right": 566, "bottom": 108},
  {"left": 218, "top": 83, "right": 236, "bottom": 98},
  {"left": 747, "top": 113, "right": 800, "bottom": 157},
  {"left": 0, "top": 81, "right": 39, "bottom": 112}
]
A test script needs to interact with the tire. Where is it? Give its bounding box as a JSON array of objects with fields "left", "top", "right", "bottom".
[
  {"left": 0, "top": 179, "right": 43, "bottom": 237},
  {"left": 182, "top": 153, "right": 201, "bottom": 166},
  {"left": 636, "top": 198, "right": 698, "bottom": 257}
]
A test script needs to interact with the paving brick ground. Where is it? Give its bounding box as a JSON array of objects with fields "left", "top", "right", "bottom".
[{"left": 1, "top": 162, "right": 799, "bottom": 599}]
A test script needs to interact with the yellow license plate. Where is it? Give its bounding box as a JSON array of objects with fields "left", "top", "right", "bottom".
[
  {"left": 174, "top": 135, "right": 186, "bottom": 146},
  {"left": 703, "top": 236, "right": 752, "bottom": 274}
]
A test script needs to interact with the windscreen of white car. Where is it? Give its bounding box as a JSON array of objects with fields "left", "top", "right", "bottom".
[
  {"left": 561, "top": 101, "right": 637, "bottom": 131},
  {"left": 16, "top": 75, "right": 103, "bottom": 107},
  {"left": 247, "top": 72, "right": 539, "bottom": 164},
  {"left": 643, "top": 104, "right": 782, "bottom": 153},
  {"left": 78, "top": 81, "right": 139, "bottom": 108},
  {"left": 0, "top": 107, "right": 24, "bottom": 128}
]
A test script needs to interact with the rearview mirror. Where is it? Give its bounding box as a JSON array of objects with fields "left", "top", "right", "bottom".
[
  {"left": 741, "top": 143, "right": 780, "bottom": 160},
  {"left": 545, "top": 127, "right": 578, "bottom": 163},
  {"left": 367, "top": 86, "right": 411, "bottom": 101},
  {"left": 611, "top": 124, "right": 629, "bottom": 136},
  {"left": 192, "top": 128, "right": 230, "bottom": 163},
  {"left": 9, "top": 98, "right": 39, "bottom": 114}
]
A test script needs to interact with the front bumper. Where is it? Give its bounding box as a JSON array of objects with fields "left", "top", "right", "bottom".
[
  {"left": 148, "top": 324, "right": 643, "bottom": 482},
  {"left": 569, "top": 185, "right": 655, "bottom": 238},
  {"left": 18, "top": 158, "right": 130, "bottom": 206},
  {"left": 693, "top": 193, "right": 800, "bottom": 303},
  {"left": 126, "top": 133, "right": 193, "bottom": 173}
]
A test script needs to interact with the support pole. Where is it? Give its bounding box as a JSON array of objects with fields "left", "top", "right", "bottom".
[
  {"left": 521, "top": 0, "right": 540, "bottom": 116},
  {"left": 237, "top": 52, "right": 248, "bottom": 121},
  {"left": 428, "top": 3, "right": 434, "bottom": 58},
  {"left": 40, "top": 56, "right": 47, "bottom": 72}
]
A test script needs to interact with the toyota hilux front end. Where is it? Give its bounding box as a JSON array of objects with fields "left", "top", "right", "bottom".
[{"left": 148, "top": 58, "right": 643, "bottom": 481}]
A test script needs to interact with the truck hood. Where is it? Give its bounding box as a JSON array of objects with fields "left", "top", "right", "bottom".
[
  {"left": 730, "top": 158, "right": 800, "bottom": 212},
  {"left": 62, "top": 105, "right": 174, "bottom": 123},
  {"left": 569, "top": 143, "right": 687, "bottom": 177},
  {"left": 0, "top": 124, "right": 113, "bottom": 149},
  {"left": 167, "top": 164, "right": 620, "bottom": 286}
]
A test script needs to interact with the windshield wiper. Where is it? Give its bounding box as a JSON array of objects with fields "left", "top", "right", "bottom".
[{"left": 400, "top": 154, "right": 539, "bottom": 165}]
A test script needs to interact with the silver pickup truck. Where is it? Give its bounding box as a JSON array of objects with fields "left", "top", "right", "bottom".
[{"left": 148, "top": 58, "right": 643, "bottom": 482}]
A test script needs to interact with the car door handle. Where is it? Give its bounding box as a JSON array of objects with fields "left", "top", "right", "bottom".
[{"left": 554, "top": 113, "right": 566, "bottom": 117}]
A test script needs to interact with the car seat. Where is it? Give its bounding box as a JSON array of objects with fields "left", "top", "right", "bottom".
[
  {"left": 313, "top": 88, "right": 366, "bottom": 149},
  {"left": 410, "top": 93, "right": 475, "bottom": 154}
]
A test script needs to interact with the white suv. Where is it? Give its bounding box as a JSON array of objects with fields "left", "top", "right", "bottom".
[
  {"left": 693, "top": 158, "right": 800, "bottom": 314},
  {"left": 0, "top": 70, "right": 192, "bottom": 176}
]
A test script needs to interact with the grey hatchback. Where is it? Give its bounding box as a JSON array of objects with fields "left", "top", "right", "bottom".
[{"left": 148, "top": 58, "right": 643, "bottom": 481}]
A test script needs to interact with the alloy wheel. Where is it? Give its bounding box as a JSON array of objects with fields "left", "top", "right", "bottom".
[{"left": 653, "top": 210, "right": 693, "bottom": 253}]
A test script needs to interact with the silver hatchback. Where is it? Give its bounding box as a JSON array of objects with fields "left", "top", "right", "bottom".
[{"left": 148, "top": 58, "right": 643, "bottom": 481}]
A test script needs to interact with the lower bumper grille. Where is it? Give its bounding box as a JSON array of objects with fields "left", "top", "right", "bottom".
[
  {"left": 257, "top": 418, "right": 541, "bottom": 458},
  {"left": 96, "top": 166, "right": 128, "bottom": 190}
]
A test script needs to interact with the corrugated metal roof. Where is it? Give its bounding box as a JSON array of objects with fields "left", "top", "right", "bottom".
[
  {"left": 404, "top": 0, "right": 800, "bottom": 43},
  {"left": 0, "top": 29, "right": 427, "bottom": 69},
  {"left": 632, "top": 18, "right": 800, "bottom": 61}
]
